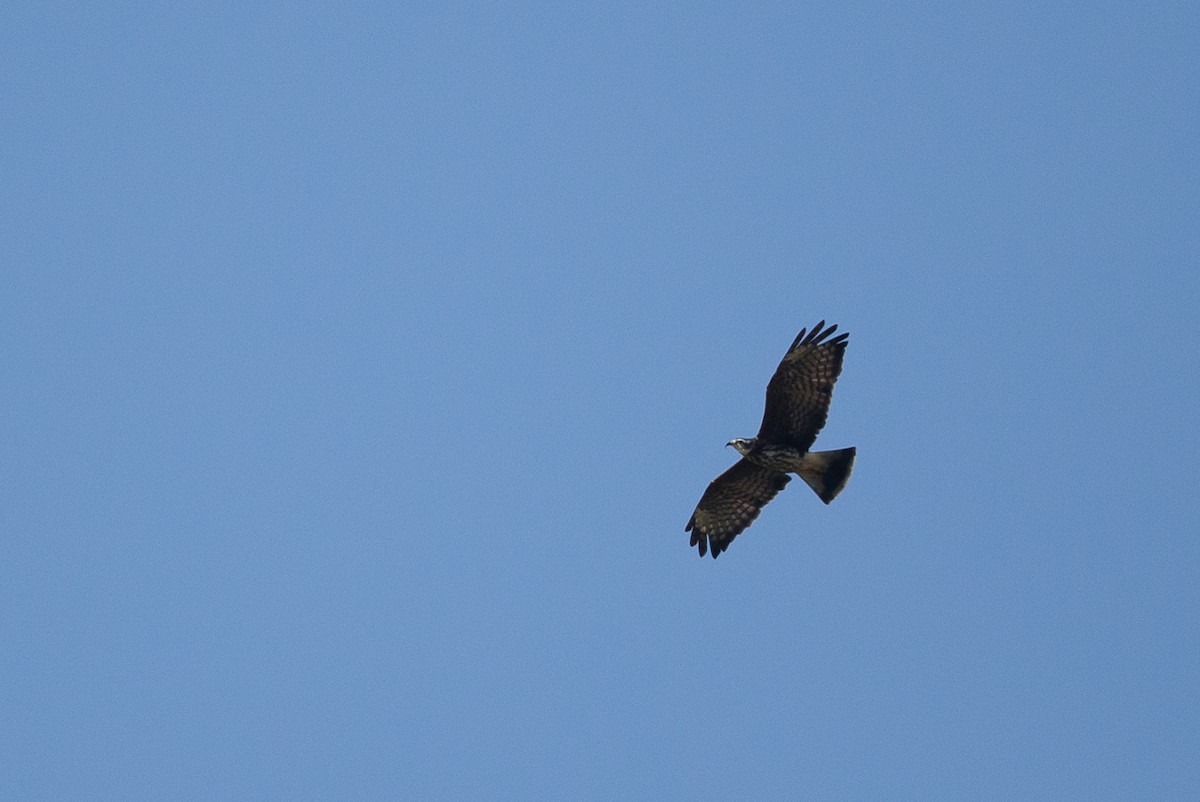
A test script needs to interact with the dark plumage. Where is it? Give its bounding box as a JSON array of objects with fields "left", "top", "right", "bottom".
[{"left": 686, "top": 321, "right": 856, "bottom": 558}]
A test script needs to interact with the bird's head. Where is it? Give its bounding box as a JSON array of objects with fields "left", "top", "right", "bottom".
[{"left": 726, "top": 437, "right": 756, "bottom": 456}]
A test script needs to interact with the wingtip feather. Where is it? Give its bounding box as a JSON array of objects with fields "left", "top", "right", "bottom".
[{"left": 794, "top": 320, "right": 849, "bottom": 350}]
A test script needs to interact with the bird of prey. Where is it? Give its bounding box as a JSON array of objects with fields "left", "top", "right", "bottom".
[{"left": 686, "top": 321, "right": 856, "bottom": 558}]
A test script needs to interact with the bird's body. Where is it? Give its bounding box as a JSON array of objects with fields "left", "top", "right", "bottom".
[
  {"left": 686, "top": 321, "right": 856, "bottom": 558},
  {"left": 727, "top": 437, "right": 807, "bottom": 473}
]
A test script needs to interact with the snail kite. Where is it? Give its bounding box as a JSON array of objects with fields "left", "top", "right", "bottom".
[{"left": 686, "top": 321, "right": 856, "bottom": 558}]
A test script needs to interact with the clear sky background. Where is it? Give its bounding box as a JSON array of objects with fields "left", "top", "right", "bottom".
[{"left": 3, "top": 2, "right": 1197, "bottom": 799}]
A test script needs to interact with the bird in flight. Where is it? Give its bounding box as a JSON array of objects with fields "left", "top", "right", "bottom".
[{"left": 686, "top": 321, "right": 856, "bottom": 558}]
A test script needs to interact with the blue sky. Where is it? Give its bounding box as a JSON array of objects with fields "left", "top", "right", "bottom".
[{"left": 3, "top": 2, "right": 1197, "bottom": 798}]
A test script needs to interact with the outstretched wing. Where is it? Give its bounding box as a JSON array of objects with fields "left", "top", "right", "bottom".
[
  {"left": 757, "top": 320, "right": 849, "bottom": 452},
  {"left": 686, "top": 458, "right": 791, "bottom": 558}
]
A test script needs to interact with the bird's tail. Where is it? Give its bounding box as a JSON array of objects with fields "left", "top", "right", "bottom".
[{"left": 798, "top": 447, "right": 856, "bottom": 504}]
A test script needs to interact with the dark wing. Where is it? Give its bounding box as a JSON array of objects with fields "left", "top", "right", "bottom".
[
  {"left": 756, "top": 320, "right": 849, "bottom": 452},
  {"left": 686, "top": 458, "right": 791, "bottom": 558}
]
